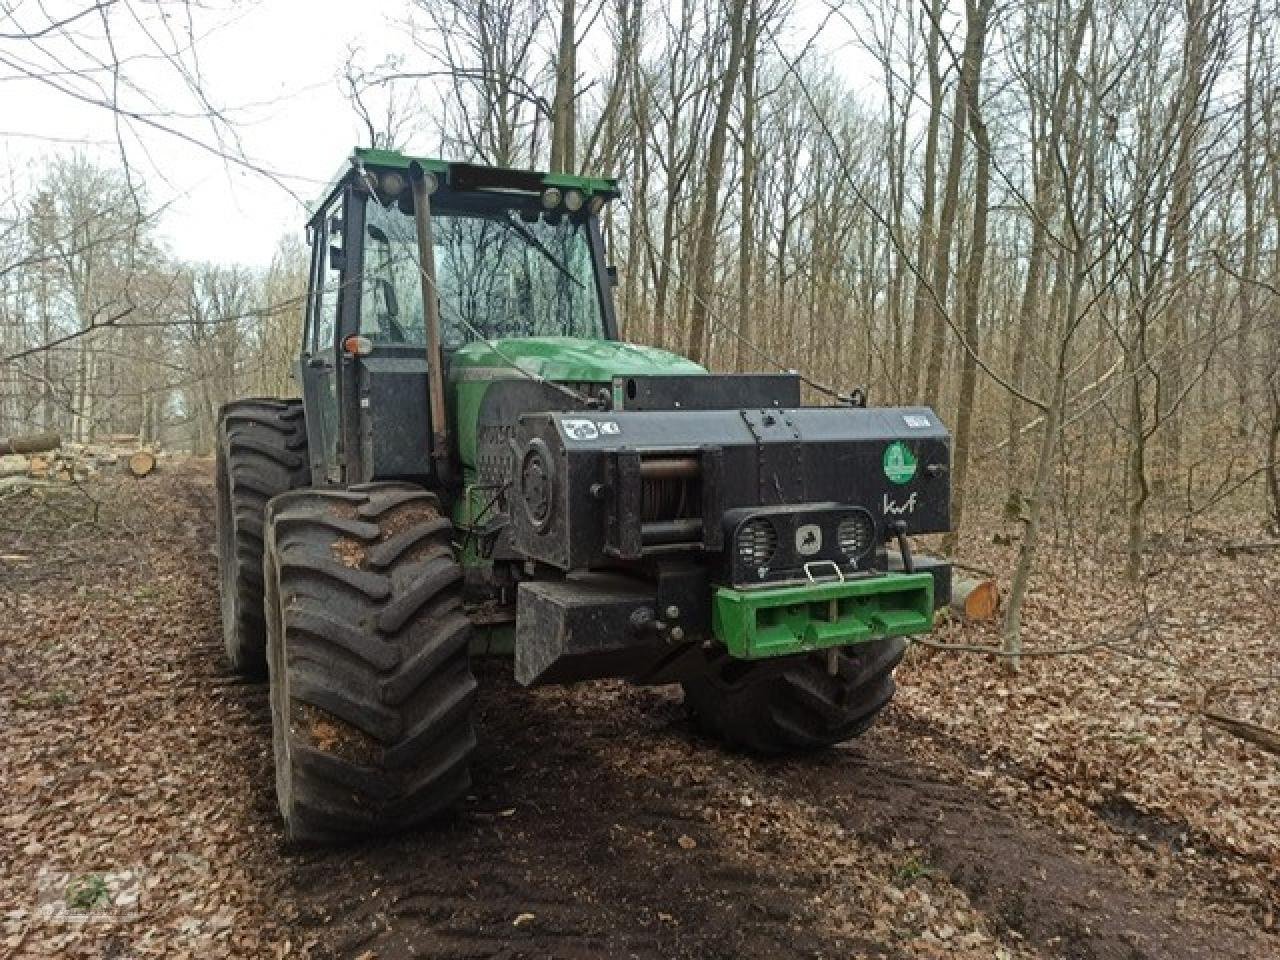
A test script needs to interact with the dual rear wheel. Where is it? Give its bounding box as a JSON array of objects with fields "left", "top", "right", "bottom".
[
  {"left": 214, "top": 399, "right": 308, "bottom": 676},
  {"left": 216, "top": 403, "right": 475, "bottom": 845}
]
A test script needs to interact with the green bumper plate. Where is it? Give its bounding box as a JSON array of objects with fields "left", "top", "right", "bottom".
[{"left": 713, "top": 572, "right": 935, "bottom": 660}]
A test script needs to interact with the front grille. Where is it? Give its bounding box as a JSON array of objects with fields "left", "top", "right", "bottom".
[{"left": 727, "top": 506, "right": 882, "bottom": 586}]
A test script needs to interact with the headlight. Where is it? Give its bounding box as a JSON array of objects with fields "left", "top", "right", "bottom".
[
  {"left": 736, "top": 518, "right": 777, "bottom": 569},
  {"left": 380, "top": 171, "right": 406, "bottom": 198},
  {"left": 837, "top": 511, "right": 875, "bottom": 561},
  {"left": 588, "top": 194, "right": 606, "bottom": 215},
  {"left": 563, "top": 188, "right": 584, "bottom": 212},
  {"left": 540, "top": 187, "right": 562, "bottom": 209}
]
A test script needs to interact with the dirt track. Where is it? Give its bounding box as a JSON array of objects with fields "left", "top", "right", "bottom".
[{"left": 2, "top": 461, "right": 1276, "bottom": 959}]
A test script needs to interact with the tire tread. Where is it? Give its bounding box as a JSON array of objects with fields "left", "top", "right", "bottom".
[
  {"left": 682, "top": 637, "right": 907, "bottom": 755},
  {"left": 264, "top": 484, "right": 476, "bottom": 846},
  {"left": 216, "top": 397, "right": 309, "bottom": 676}
]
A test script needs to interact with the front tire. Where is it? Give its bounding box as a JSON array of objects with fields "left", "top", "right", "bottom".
[
  {"left": 215, "top": 398, "right": 308, "bottom": 676},
  {"left": 264, "top": 484, "right": 477, "bottom": 846},
  {"left": 682, "top": 637, "right": 906, "bottom": 754}
]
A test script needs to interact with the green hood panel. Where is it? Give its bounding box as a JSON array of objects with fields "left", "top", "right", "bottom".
[
  {"left": 448, "top": 338, "right": 704, "bottom": 469},
  {"left": 448, "top": 337, "right": 705, "bottom": 384}
]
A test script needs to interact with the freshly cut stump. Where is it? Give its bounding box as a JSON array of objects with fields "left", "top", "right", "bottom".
[
  {"left": 214, "top": 398, "right": 308, "bottom": 676},
  {"left": 263, "top": 484, "right": 477, "bottom": 846},
  {"left": 682, "top": 636, "right": 907, "bottom": 754}
]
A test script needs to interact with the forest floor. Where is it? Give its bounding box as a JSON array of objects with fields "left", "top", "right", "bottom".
[{"left": 0, "top": 459, "right": 1276, "bottom": 960}]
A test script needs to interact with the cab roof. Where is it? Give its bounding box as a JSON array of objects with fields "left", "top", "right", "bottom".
[{"left": 312, "top": 147, "right": 622, "bottom": 219}]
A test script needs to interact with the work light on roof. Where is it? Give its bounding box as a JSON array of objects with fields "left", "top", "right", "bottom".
[
  {"left": 379, "top": 171, "right": 405, "bottom": 198},
  {"left": 563, "top": 189, "right": 584, "bottom": 212},
  {"left": 540, "top": 187, "right": 562, "bottom": 209}
]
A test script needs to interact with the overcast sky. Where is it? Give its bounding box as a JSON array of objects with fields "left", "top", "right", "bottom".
[{"left": 1, "top": 0, "right": 877, "bottom": 268}]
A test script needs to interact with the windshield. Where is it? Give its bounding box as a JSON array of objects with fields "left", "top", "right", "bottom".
[{"left": 360, "top": 197, "right": 606, "bottom": 347}]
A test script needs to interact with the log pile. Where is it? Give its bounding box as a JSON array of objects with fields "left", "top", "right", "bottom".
[{"left": 0, "top": 432, "right": 160, "bottom": 490}]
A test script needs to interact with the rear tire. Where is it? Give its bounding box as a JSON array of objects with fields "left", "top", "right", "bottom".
[
  {"left": 263, "top": 484, "right": 477, "bottom": 846},
  {"left": 681, "top": 637, "right": 906, "bottom": 754},
  {"left": 215, "top": 398, "right": 308, "bottom": 676}
]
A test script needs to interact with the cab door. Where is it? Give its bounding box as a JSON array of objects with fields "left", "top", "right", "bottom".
[{"left": 299, "top": 198, "right": 344, "bottom": 485}]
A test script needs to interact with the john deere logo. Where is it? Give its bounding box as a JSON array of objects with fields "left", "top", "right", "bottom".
[
  {"left": 795, "top": 523, "right": 822, "bottom": 556},
  {"left": 883, "top": 442, "right": 917, "bottom": 485}
]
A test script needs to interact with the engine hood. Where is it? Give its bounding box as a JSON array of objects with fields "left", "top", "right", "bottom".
[{"left": 448, "top": 337, "right": 706, "bottom": 384}]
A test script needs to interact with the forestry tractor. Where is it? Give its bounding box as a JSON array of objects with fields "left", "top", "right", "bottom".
[{"left": 214, "top": 149, "right": 953, "bottom": 845}]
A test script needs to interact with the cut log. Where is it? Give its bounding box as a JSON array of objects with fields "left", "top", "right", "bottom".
[
  {"left": 0, "top": 457, "right": 27, "bottom": 479},
  {"left": 0, "top": 477, "right": 63, "bottom": 494},
  {"left": 0, "top": 432, "right": 60, "bottom": 456},
  {"left": 28, "top": 455, "right": 51, "bottom": 479},
  {"left": 126, "top": 450, "right": 157, "bottom": 478},
  {"left": 1219, "top": 540, "right": 1280, "bottom": 557},
  {"left": 951, "top": 574, "right": 1001, "bottom": 621}
]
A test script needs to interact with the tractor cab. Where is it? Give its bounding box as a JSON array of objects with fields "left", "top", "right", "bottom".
[
  {"left": 355, "top": 160, "right": 616, "bottom": 349},
  {"left": 299, "top": 149, "right": 622, "bottom": 487}
]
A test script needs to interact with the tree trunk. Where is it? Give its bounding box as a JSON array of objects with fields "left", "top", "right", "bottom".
[
  {"left": 922, "top": 23, "right": 975, "bottom": 410},
  {"left": 1163, "top": 0, "right": 1214, "bottom": 486},
  {"left": 1002, "top": 374, "right": 1064, "bottom": 669},
  {"left": 1008, "top": 159, "right": 1050, "bottom": 488},
  {"left": 944, "top": 0, "right": 992, "bottom": 552},
  {"left": 734, "top": 0, "right": 759, "bottom": 373},
  {"left": 685, "top": 0, "right": 747, "bottom": 364},
  {"left": 907, "top": 0, "right": 944, "bottom": 402},
  {"left": 1125, "top": 355, "right": 1150, "bottom": 580},
  {"left": 548, "top": 0, "right": 578, "bottom": 173},
  {"left": 1267, "top": 383, "right": 1280, "bottom": 534},
  {"left": 1237, "top": 4, "right": 1259, "bottom": 435}
]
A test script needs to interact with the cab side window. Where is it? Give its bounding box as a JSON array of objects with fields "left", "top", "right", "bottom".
[{"left": 314, "top": 208, "right": 342, "bottom": 353}]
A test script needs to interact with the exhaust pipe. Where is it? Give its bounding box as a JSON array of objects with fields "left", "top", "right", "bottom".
[{"left": 409, "top": 160, "right": 453, "bottom": 485}]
